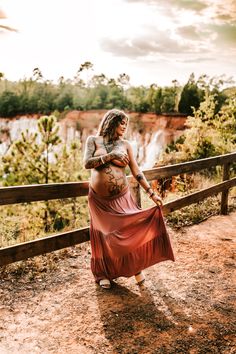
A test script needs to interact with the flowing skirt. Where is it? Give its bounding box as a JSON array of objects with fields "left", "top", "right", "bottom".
[{"left": 88, "top": 185, "right": 175, "bottom": 282}]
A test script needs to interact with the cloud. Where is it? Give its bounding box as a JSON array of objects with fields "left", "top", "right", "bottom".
[
  {"left": 177, "top": 56, "right": 215, "bottom": 63},
  {"left": 211, "top": 1, "right": 236, "bottom": 22},
  {"left": 170, "top": 0, "right": 208, "bottom": 12},
  {"left": 174, "top": 3, "right": 236, "bottom": 48},
  {"left": 177, "top": 22, "right": 236, "bottom": 50},
  {"left": 100, "top": 38, "right": 145, "bottom": 58},
  {"left": 99, "top": 0, "right": 236, "bottom": 65},
  {"left": 210, "top": 23, "right": 236, "bottom": 46},
  {"left": 124, "top": 0, "right": 208, "bottom": 12},
  {"left": 214, "top": 14, "right": 234, "bottom": 21},
  {"left": 177, "top": 25, "right": 203, "bottom": 40},
  {"left": 100, "top": 31, "right": 202, "bottom": 59}
]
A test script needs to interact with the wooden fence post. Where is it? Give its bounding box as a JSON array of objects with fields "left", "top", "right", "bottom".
[{"left": 221, "top": 163, "right": 230, "bottom": 215}]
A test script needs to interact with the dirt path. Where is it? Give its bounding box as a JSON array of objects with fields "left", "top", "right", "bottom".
[{"left": 0, "top": 212, "right": 236, "bottom": 354}]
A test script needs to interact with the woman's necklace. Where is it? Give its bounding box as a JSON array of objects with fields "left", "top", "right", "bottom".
[{"left": 103, "top": 139, "right": 119, "bottom": 154}]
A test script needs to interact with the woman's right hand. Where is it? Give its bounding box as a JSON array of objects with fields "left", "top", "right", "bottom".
[
  {"left": 111, "top": 150, "right": 129, "bottom": 165},
  {"left": 151, "top": 194, "right": 163, "bottom": 207}
]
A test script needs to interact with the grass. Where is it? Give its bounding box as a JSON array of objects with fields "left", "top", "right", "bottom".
[
  {"left": 0, "top": 196, "right": 90, "bottom": 280},
  {"left": 0, "top": 197, "right": 89, "bottom": 249}
]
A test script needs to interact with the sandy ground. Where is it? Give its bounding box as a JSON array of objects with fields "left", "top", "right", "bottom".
[{"left": 0, "top": 212, "right": 236, "bottom": 354}]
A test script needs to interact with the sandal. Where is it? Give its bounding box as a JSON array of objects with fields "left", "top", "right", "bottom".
[
  {"left": 135, "top": 272, "right": 145, "bottom": 285},
  {"left": 99, "top": 279, "right": 111, "bottom": 289}
]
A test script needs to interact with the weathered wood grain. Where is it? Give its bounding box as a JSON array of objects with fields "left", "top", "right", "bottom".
[
  {"left": 0, "top": 227, "right": 90, "bottom": 266},
  {"left": 163, "top": 177, "right": 236, "bottom": 214},
  {"left": 143, "top": 152, "right": 236, "bottom": 181},
  {"left": 0, "top": 181, "right": 89, "bottom": 205},
  {"left": 221, "top": 163, "right": 231, "bottom": 215}
]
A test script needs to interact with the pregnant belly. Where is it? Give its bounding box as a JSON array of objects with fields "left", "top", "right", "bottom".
[{"left": 91, "top": 165, "right": 128, "bottom": 197}]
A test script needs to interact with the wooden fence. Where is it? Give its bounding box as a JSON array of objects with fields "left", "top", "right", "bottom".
[{"left": 0, "top": 151, "right": 236, "bottom": 266}]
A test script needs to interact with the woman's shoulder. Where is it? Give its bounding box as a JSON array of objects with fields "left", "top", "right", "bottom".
[
  {"left": 86, "top": 135, "right": 101, "bottom": 143},
  {"left": 122, "top": 139, "right": 132, "bottom": 149}
]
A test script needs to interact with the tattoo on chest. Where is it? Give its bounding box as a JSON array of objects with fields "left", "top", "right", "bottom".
[{"left": 103, "top": 140, "right": 121, "bottom": 153}]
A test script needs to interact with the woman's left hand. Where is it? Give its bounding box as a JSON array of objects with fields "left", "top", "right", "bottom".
[{"left": 151, "top": 194, "right": 163, "bottom": 207}]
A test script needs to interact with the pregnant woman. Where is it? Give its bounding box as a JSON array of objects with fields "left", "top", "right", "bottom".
[{"left": 83, "top": 109, "right": 174, "bottom": 289}]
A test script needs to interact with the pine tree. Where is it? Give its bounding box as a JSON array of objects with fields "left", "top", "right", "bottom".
[
  {"left": 1, "top": 115, "right": 89, "bottom": 234},
  {"left": 178, "top": 73, "right": 203, "bottom": 115}
]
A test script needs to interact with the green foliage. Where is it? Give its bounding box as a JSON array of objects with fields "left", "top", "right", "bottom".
[
  {"left": 153, "top": 87, "right": 163, "bottom": 114},
  {"left": 165, "top": 135, "right": 186, "bottom": 154},
  {"left": 1, "top": 114, "right": 89, "bottom": 185},
  {"left": 2, "top": 115, "right": 61, "bottom": 185},
  {"left": 185, "top": 95, "right": 236, "bottom": 159},
  {"left": 32, "top": 84, "right": 57, "bottom": 114},
  {"left": 166, "top": 196, "right": 221, "bottom": 229},
  {"left": 0, "top": 114, "right": 89, "bottom": 243},
  {"left": 0, "top": 91, "right": 21, "bottom": 117},
  {"left": 178, "top": 73, "right": 204, "bottom": 115},
  {"left": 106, "top": 84, "right": 128, "bottom": 110},
  {"left": 127, "top": 84, "right": 179, "bottom": 114},
  {"left": 54, "top": 92, "right": 73, "bottom": 112},
  {"left": 161, "top": 94, "right": 236, "bottom": 164},
  {"left": 126, "top": 86, "right": 149, "bottom": 112},
  {"left": 0, "top": 67, "right": 234, "bottom": 120},
  {"left": 161, "top": 86, "right": 178, "bottom": 113},
  {"left": 0, "top": 66, "right": 183, "bottom": 117}
]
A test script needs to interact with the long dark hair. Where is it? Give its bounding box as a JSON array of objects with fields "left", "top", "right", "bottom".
[{"left": 97, "top": 109, "right": 129, "bottom": 142}]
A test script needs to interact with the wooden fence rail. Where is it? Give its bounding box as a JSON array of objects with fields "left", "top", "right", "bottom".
[{"left": 1, "top": 152, "right": 236, "bottom": 266}]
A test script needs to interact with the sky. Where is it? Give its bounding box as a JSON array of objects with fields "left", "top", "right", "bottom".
[{"left": 0, "top": 0, "right": 236, "bottom": 87}]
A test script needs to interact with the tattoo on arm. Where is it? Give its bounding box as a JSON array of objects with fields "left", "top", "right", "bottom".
[
  {"left": 136, "top": 173, "right": 144, "bottom": 182},
  {"left": 84, "top": 137, "right": 100, "bottom": 169},
  {"left": 135, "top": 171, "right": 152, "bottom": 193},
  {"left": 84, "top": 136, "right": 112, "bottom": 169}
]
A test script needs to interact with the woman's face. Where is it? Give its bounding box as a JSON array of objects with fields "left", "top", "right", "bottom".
[{"left": 115, "top": 118, "right": 128, "bottom": 138}]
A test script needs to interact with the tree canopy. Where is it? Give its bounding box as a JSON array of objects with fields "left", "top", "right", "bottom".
[{"left": 0, "top": 65, "right": 234, "bottom": 118}]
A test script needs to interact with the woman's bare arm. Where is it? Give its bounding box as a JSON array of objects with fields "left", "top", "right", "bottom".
[
  {"left": 83, "top": 136, "right": 112, "bottom": 169},
  {"left": 126, "top": 141, "right": 163, "bottom": 205}
]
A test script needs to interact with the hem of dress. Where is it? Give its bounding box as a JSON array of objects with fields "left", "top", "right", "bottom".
[{"left": 91, "top": 234, "right": 175, "bottom": 282}]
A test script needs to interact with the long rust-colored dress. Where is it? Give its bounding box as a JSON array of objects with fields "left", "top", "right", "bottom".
[{"left": 88, "top": 185, "right": 175, "bottom": 282}]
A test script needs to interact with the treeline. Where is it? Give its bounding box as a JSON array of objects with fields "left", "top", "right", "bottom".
[{"left": 0, "top": 63, "right": 232, "bottom": 118}]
